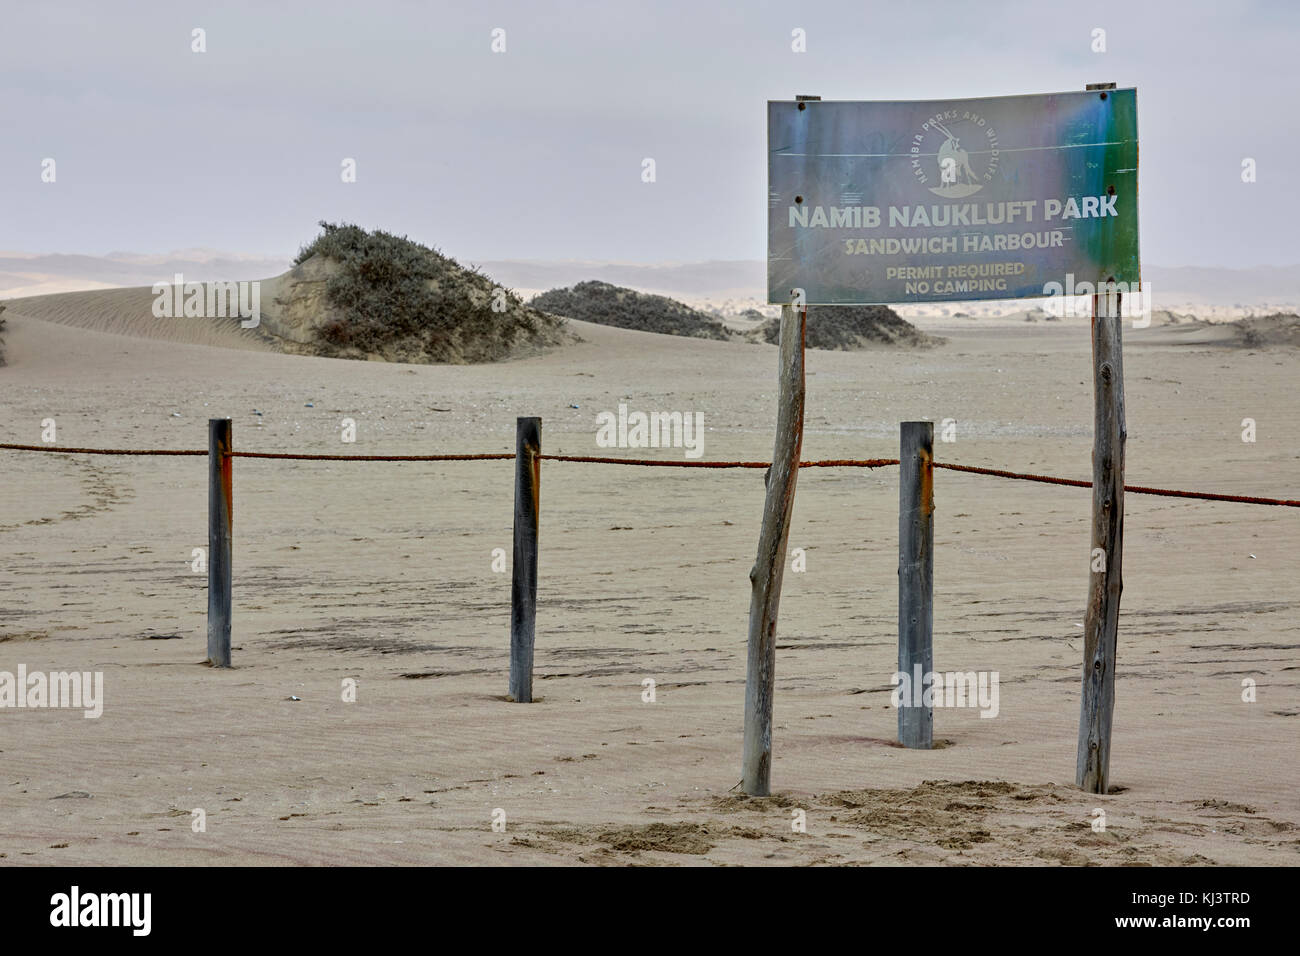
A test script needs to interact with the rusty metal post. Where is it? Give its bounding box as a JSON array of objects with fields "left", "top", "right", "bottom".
[
  {"left": 742, "top": 302, "right": 806, "bottom": 796},
  {"left": 1077, "top": 283, "right": 1126, "bottom": 792},
  {"left": 509, "top": 416, "right": 541, "bottom": 702},
  {"left": 207, "top": 418, "right": 233, "bottom": 667},
  {"left": 898, "top": 421, "right": 934, "bottom": 748}
]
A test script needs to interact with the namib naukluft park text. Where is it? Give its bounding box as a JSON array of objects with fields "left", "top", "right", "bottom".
[{"left": 792, "top": 194, "right": 1121, "bottom": 248}]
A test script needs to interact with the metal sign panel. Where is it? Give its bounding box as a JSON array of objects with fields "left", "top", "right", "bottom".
[{"left": 767, "top": 89, "right": 1139, "bottom": 305}]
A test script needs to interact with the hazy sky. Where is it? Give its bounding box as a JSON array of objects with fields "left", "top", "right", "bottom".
[{"left": 2, "top": 0, "right": 1295, "bottom": 267}]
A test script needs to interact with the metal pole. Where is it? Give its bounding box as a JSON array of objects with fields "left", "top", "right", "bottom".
[
  {"left": 509, "top": 416, "right": 541, "bottom": 702},
  {"left": 898, "top": 420, "right": 934, "bottom": 749},
  {"left": 207, "top": 418, "right": 233, "bottom": 667}
]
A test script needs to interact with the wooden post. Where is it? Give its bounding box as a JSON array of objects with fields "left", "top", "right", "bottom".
[
  {"left": 509, "top": 416, "right": 541, "bottom": 702},
  {"left": 898, "top": 420, "right": 934, "bottom": 749},
  {"left": 207, "top": 418, "right": 233, "bottom": 667},
  {"left": 1076, "top": 282, "right": 1126, "bottom": 792},
  {"left": 742, "top": 302, "right": 806, "bottom": 796}
]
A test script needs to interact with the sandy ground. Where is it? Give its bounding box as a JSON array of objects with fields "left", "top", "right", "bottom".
[{"left": 0, "top": 291, "right": 1297, "bottom": 866}]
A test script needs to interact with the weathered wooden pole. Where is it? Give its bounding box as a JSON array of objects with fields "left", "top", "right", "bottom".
[
  {"left": 741, "top": 302, "right": 806, "bottom": 796},
  {"left": 509, "top": 416, "right": 541, "bottom": 702},
  {"left": 207, "top": 418, "right": 233, "bottom": 667},
  {"left": 1076, "top": 283, "right": 1126, "bottom": 792},
  {"left": 898, "top": 420, "right": 934, "bottom": 749}
]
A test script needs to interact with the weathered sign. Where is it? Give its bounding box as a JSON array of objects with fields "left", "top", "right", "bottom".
[{"left": 767, "top": 89, "right": 1139, "bottom": 304}]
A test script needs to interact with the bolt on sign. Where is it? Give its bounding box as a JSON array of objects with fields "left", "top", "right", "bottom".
[{"left": 767, "top": 89, "right": 1139, "bottom": 304}]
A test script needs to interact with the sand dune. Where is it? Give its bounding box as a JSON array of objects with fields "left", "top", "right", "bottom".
[
  {"left": 4, "top": 286, "right": 276, "bottom": 352},
  {"left": 1, "top": 287, "right": 1297, "bottom": 866}
]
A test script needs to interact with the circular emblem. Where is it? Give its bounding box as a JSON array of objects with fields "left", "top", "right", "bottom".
[{"left": 910, "top": 110, "right": 1000, "bottom": 199}]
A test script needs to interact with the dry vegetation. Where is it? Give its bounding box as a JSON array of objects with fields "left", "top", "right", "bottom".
[
  {"left": 531, "top": 281, "right": 733, "bottom": 340},
  {"left": 754, "top": 304, "right": 944, "bottom": 349},
  {"left": 286, "top": 221, "right": 572, "bottom": 364},
  {"left": 530, "top": 281, "right": 941, "bottom": 351}
]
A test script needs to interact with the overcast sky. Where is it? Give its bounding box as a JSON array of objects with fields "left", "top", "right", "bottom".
[{"left": 1, "top": 0, "right": 1294, "bottom": 267}]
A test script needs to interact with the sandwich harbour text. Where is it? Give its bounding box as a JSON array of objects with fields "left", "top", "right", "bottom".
[
  {"left": 596, "top": 403, "right": 704, "bottom": 459},
  {"left": 50, "top": 887, "right": 151, "bottom": 937},
  {"left": 891, "top": 665, "right": 999, "bottom": 718},
  {"left": 151, "top": 273, "right": 260, "bottom": 328},
  {"left": 0, "top": 665, "right": 103, "bottom": 718}
]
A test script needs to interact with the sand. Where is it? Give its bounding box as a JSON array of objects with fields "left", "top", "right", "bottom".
[{"left": 0, "top": 291, "right": 1297, "bottom": 866}]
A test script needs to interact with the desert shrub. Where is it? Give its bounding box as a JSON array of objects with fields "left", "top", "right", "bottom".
[
  {"left": 756, "top": 304, "right": 941, "bottom": 349},
  {"left": 292, "top": 221, "right": 566, "bottom": 363},
  {"left": 530, "top": 281, "right": 733, "bottom": 340}
]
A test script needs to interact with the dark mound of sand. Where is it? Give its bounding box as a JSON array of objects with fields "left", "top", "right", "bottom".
[
  {"left": 752, "top": 305, "right": 942, "bottom": 350},
  {"left": 530, "top": 281, "right": 733, "bottom": 340},
  {"left": 270, "top": 222, "right": 574, "bottom": 364},
  {"left": 1232, "top": 312, "right": 1300, "bottom": 348}
]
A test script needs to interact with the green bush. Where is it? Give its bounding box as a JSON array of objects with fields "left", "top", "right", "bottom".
[
  {"left": 530, "top": 281, "right": 733, "bottom": 341},
  {"left": 757, "top": 305, "right": 940, "bottom": 349},
  {"left": 292, "top": 221, "right": 566, "bottom": 363}
]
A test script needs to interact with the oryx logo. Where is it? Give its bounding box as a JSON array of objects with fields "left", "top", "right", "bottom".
[{"left": 909, "top": 109, "right": 1001, "bottom": 199}]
